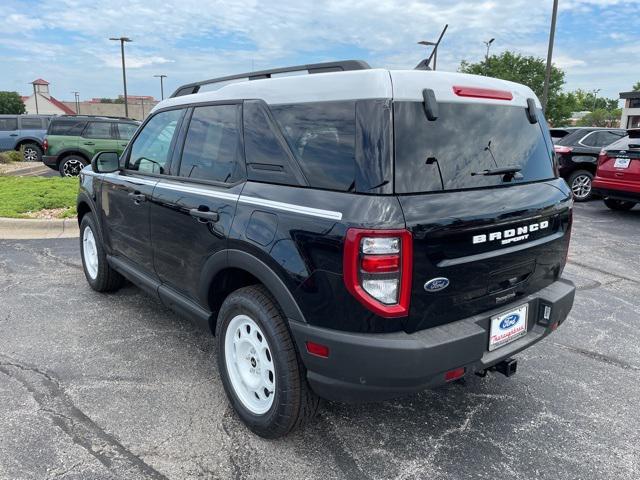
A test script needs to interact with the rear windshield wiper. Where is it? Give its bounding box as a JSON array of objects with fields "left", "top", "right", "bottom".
[{"left": 471, "top": 166, "right": 523, "bottom": 181}]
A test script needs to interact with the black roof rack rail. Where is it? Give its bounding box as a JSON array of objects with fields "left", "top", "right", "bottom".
[
  {"left": 170, "top": 60, "right": 371, "bottom": 98},
  {"left": 58, "top": 114, "right": 136, "bottom": 121}
]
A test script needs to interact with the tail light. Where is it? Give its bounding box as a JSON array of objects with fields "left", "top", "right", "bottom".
[
  {"left": 42, "top": 138, "right": 48, "bottom": 153},
  {"left": 597, "top": 149, "right": 611, "bottom": 168},
  {"left": 343, "top": 229, "right": 412, "bottom": 318},
  {"left": 553, "top": 145, "right": 573, "bottom": 154},
  {"left": 452, "top": 86, "right": 513, "bottom": 101}
]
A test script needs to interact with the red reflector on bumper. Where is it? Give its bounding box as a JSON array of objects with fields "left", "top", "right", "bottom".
[
  {"left": 306, "top": 341, "right": 330, "bottom": 358},
  {"left": 444, "top": 367, "right": 465, "bottom": 382}
]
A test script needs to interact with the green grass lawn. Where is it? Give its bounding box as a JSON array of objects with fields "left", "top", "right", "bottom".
[{"left": 0, "top": 177, "right": 78, "bottom": 218}]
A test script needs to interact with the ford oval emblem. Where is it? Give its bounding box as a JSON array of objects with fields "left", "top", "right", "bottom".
[
  {"left": 500, "top": 314, "right": 520, "bottom": 330},
  {"left": 424, "top": 277, "right": 449, "bottom": 292}
]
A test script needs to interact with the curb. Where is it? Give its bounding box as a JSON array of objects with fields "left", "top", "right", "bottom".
[
  {"left": 4, "top": 163, "right": 50, "bottom": 176},
  {"left": 0, "top": 217, "right": 79, "bottom": 239}
]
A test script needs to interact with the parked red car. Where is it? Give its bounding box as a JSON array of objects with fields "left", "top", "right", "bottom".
[{"left": 592, "top": 129, "right": 640, "bottom": 211}]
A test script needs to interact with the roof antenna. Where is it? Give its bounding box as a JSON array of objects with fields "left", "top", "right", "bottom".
[{"left": 415, "top": 24, "right": 448, "bottom": 71}]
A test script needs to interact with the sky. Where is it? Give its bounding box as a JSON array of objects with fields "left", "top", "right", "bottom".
[{"left": 1, "top": 0, "right": 638, "bottom": 104}]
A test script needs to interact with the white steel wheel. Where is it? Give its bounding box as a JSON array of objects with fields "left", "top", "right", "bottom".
[
  {"left": 82, "top": 226, "right": 99, "bottom": 280},
  {"left": 224, "top": 314, "right": 276, "bottom": 415}
]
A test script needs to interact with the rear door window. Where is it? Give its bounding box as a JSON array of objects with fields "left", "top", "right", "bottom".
[
  {"left": 394, "top": 102, "right": 555, "bottom": 193},
  {"left": 19, "top": 117, "right": 43, "bottom": 129},
  {"left": 271, "top": 101, "right": 356, "bottom": 191},
  {"left": 178, "top": 104, "right": 243, "bottom": 183},
  {"left": 83, "top": 122, "right": 114, "bottom": 139}
]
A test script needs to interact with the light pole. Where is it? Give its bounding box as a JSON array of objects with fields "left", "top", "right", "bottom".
[
  {"left": 542, "top": 0, "right": 559, "bottom": 111},
  {"left": 154, "top": 74, "right": 167, "bottom": 100},
  {"left": 72, "top": 91, "right": 79, "bottom": 114},
  {"left": 31, "top": 82, "right": 39, "bottom": 114},
  {"left": 484, "top": 38, "right": 495, "bottom": 64},
  {"left": 417, "top": 24, "right": 448, "bottom": 71},
  {"left": 109, "top": 36, "right": 132, "bottom": 117},
  {"left": 592, "top": 88, "right": 601, "bottom": 111}
]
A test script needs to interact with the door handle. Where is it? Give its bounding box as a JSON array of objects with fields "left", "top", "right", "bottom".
[
  {"left": 189, "top": 208, "right": 219, "bottom": 223},
  {"left": 9, "top": 133, "right": 18, "bottom": 137},
  {"left": 83, "top": 142, "right": 95, "bottom": 145},
  {"left": 128, "top": 192, "right": 146, "bottom": 203}
]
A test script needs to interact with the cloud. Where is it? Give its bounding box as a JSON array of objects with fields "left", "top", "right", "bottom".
[
  {"left": 0, "top": 0, "right": 638, "bottom": 100},
  {"left": 99, "top": 54, "right": 173, "bottom": 69}
]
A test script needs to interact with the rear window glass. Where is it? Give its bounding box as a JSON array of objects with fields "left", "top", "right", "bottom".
[
  {"left": 394, "top": 102, "right": 555, "bottom": 193},
  {"left": 0, "top": 118, "right": 18, "bottom": 131},
  {"left": 48, "top": 119, "right": 86, "bottom": 135},
  {"left": 271, "top": 101, "right": 356, "bottom": 191}
]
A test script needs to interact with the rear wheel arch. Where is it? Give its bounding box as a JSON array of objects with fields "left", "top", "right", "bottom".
[{"left": 202, "top": 250, "right": 306, "bottom": 334}]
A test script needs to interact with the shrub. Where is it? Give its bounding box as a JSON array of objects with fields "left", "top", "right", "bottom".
[{"left": 1, "top": 150, "right": 23, "bottom": 163}]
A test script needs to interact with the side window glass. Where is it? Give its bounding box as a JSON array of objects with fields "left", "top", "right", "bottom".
[
  {"left": 271, "top": 102, "right": 356, "bottom": 191},
  {"left": 0, "top": 118, "right": 18, "bottom": 131},
  {"left": 117, "top": 123, "right": 138, "bottom": 140},
  {"left": 244, "top": 101, "right": 298, "bottom": 185},
  {"left": 20, "top": 117, "right": 43, "bottom": 129},
  {"left": 127, "top": 109, "right": 182, "bottom": 174},
  {"left": 83, "top": 122, "right": 113, "bottom": 139},
  {"left": 178, "top": 104, "right": 243, "bottom": 183},
  {"left": 600, "top": 131, "right": 624, "bottom": 146}
]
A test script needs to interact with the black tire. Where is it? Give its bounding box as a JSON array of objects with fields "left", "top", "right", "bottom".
[
  {"left": 21, "top": 143, "right": 42, "bottom": 162},
  {"left": 79, "top": 213, "right": 125, "bottom": 292},
  {"left": 216, "top": 285, "right": 319, "bottom": 438},
  {"left": 604, "top": 198, "right": 636, "bottom": 211},
  {"left": 568, "top": 169, "right": 594, "bottom": 202},
  {"left": 59, "top": 155, "right": 88, "bottom": 177}
]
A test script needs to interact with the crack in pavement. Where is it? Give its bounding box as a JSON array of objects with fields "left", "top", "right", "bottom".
[
  {"left": 0, "top": 354, "right": 170, "bottom": 480},
  {"left": 568, "top": 259, "right": 640, "bottom": 285},
  {"left": 315, "top": 412, "right": 374, "bottom": 480},
  {"left": 551, "top": 342, "right": 640, "bottom": 372}
]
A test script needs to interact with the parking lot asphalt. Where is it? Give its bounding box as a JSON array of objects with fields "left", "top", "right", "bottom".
[{"left": 0, "top": 201, "right": 638, "bottom": 480}]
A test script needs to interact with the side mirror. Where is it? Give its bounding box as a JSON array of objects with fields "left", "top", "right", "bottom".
[{"left": 91, "top": 151, "right": 120, "bottom": 173}]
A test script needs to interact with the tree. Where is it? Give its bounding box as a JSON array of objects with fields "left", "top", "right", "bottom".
[
  {"left": 0, "top": 91, "right": 26, "bottom": 114},
  {"left": 633, "top": 81, "right": 640, "bottom": 91},
  {"left": 459, "top": 51, "right": 569, "bottom": 125},
  {"left": 576, "top": 108, "right": 622, "bottom": 127}
]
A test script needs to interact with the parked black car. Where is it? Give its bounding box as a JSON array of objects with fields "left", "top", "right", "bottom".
[
  {"left": 554, "top": 127, "right": 627, "bottom": 201},
  {"left": 77, "top": 61, "right": 575, "bottom": 438}
]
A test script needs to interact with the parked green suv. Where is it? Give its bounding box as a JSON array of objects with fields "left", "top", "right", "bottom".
[{"left": 43, "top": 116, "right": 140, "bottom": 177}]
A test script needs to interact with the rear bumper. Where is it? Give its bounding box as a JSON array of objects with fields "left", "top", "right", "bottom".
[
  {"left": 290, "top": 278, "right": 575, "bottom": 402},
  {"left": 592, "top": 179, "right": 640, "bottom": 203},
  {"left": 42, "top": 155, "right": 58, "bottom": 169}
]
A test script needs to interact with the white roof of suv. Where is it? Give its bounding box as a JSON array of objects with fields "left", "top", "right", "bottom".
[{"left": 155, "top": 68, "right": 540, "bottom": 113}]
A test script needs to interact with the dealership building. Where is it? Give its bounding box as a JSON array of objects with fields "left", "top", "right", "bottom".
[{"left": 620, "top": 91, "right": 640, "bottom": 129}]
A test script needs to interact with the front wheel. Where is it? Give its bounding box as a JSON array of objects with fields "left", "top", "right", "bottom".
[
  {"left": 568, "top": 170, "right": 593, "bottom": 202},
  {"left": 604, "top": 198, "right": 636, "bottom": 211},
  {"left": 59, "top": 155, "right": 88, "bottom": 177},
  {"left": 216, "top": 285, "right": 319, "bottom": 438}
]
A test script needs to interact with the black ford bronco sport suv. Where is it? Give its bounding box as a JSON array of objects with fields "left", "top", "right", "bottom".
[{"left": 77, "top": 60, "right": 575, "bottom": 438}]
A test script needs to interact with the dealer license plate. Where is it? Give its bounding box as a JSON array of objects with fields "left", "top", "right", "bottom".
[
  {"left": 489, "top": 304, "right": 528, "bottom": 351},
  {"left": 614, "top": 157, "right": 631, "bottom": 169}
]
